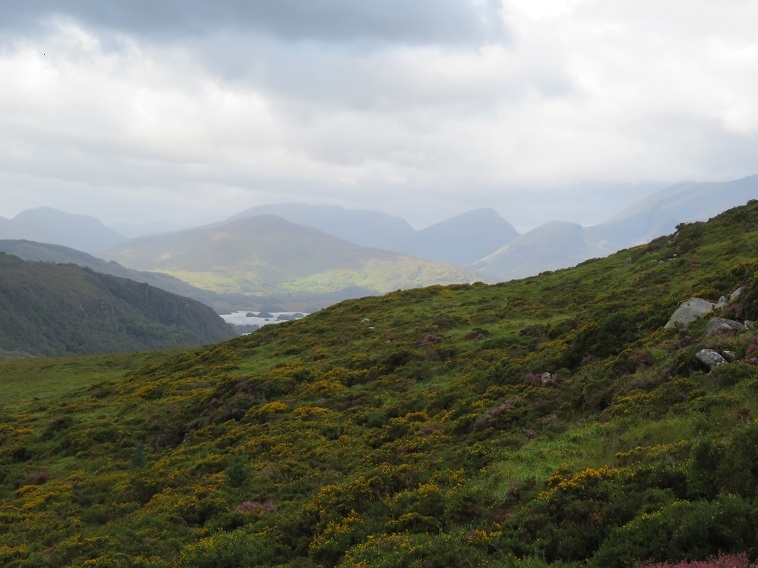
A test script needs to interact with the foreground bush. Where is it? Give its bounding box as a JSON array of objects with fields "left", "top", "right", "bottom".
[{"left": 637, "top": 551, "right": 755, "bottom": 568}]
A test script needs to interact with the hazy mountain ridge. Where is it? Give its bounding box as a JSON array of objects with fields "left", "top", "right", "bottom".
[
  {"left": 101, "top": 215, "right": 486, "bottom": 310},
  {"left": 229, "top": 203, "right": 417, "bottom": 250},
  {"left": 230, "top": 203, "right": 520, "bottom": 266},
  {"left": 474, "top": 220, "right": 607, "bottom": 280},
  {"left": 477, "top": 176, "right": 758, "bottom": 280},
  {"left": 4, "top": 175, "right": 757, "bottom": 300},
  {"left": 1, "top": 201, "right": 757, "bottom": 565},
  {"left": 0, "top": 207, "right": 127, "bottom": 252},
  {"left": 400, "top": 207, "right": 520, "bottom": 265},
  {"left": 0, "top": 253, "right": 237, "bottom": 357},
  {"left": 159, "top": 176, "right": 758, "bottom": 281},
  {"left": 585, "top": 175, "right": 758, "bottom": 251}
]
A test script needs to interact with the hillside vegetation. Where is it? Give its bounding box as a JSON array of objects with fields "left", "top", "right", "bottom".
[
  {"left": 0, "top": 254, "right": 236, "bottom": 357},
  {"left": 1, "top": 202, "right": 758, "bottom": 566}
]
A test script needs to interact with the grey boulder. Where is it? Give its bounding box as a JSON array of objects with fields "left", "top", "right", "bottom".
[
  {"left": 665, "top": 298, "right": 715, "bottom": 328},
  {"left": 704, "top": 317, "right": 745, "bottom": 336},
  {"left": 695, "top": 349, "right": 729, "bottom": 370}
]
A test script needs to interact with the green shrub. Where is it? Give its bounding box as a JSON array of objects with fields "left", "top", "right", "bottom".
[
  {"left": 591, "top": 496, "right": 758, "bottom": 568},
  {"left": 178, "top": 529, "right": 289, "bottom": 567}
]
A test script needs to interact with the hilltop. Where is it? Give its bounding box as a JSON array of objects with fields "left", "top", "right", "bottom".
[
  {"left": 0, "top": 207, "right": 127, "bottom": 252},
  {"left": 474, "top": 220, "right": 606, "bottom": 281},
  {"left": 231, "top": 204, "right": 519, "bottom": 266},
  {"left": 0, "top": 253, "right": 237, "bottom": 357},
  {"left": 0, "top": 201, "right": 757, "bottom": 566},
  {"left": 100, "top": 215, "right": 486, "bottom": 310}
]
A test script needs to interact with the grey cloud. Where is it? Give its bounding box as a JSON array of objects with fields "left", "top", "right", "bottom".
[
  {"left": 187, "top": 31, "right": 573, "bottom": 121},
  {"left": 0, "top": 0, "right": 509, "bottom": 47}
]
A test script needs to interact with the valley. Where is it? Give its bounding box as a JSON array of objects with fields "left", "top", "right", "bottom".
[{"left": 2, "top": 177, "right": 756, "bottom": 321}]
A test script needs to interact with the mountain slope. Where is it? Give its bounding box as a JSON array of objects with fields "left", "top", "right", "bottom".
[
  {"left": 474, "top": 220, "right": 607, "bottom": 280},
  {"left": 0, "top": 239, "right": 244, "bottom": 312},
  {"left": 586, "top": 175, "right": 758, "bottom": 251},
  {"left": 0, "top": 253, "right": 236, "bottom": 356},
  {"left": 100, "top": 215, "right": 486, "bottom": 307},
  {"left": 399, "top": 207, "right": 520, "bottom": 266},
  {"left": 474, "top": 177, "right": 757, "bottom": 282},
  {"left": 230, "top": 203, "right": 520, "bottom": 265},
  {"left": 1, "top": 201, "right": 757, "bottom": 566},
  {"left": 229, "top": 203, "right": 417, "bottom": 250},
  {"left": 0, "top": 207, "right": 127, "bottom": 252}
]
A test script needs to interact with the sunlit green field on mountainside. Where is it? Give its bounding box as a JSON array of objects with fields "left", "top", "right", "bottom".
[
  {"left": 161, "top": 254, "right": 483, "bottom": 298},
  {"left": 1, "top": 201, "right": 757, "bottom": 567}
]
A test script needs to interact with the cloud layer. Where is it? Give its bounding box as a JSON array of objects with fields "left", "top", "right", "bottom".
[{"left": 0, "top": 0, "right": 756, "bottom": 231}]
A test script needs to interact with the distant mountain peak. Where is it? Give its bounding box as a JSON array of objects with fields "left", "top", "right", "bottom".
[
  {"left": 100, "top": 214, "right": 486, "bottom": 310},
  {"left": 229, "top": 203, "right": 416, "bottom": 250},
  {"left": 404, "top": 208, "right": 520, "bottom": 266},
  {"left": 227, "top": 202, "right": 520, "bottom": 267},
  {"left": 0, "top": 207, "right": 127, "bottom": 252},
  {"left": 586, "top": 175, "right": 758, "bottom": 251},
  {"left": 476, "top": 220, "right": 605, "bottom": 281}
]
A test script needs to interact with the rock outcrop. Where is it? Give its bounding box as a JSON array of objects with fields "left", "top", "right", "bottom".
[
  {"left": 704, "top": 317, "right": 745, "bottom": 336},
  {"left": 695, "top": 349, "right": 729, "bottom": 370},
  {"left": 664, "top": 298, "right": 715, "bottom": 328}
]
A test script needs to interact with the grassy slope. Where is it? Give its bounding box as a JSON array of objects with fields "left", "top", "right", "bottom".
[
  {"left": 1, "top": 202, "right": 757, "bottom": 567},
  {"left": 0, "top": 351, "right": 176, "bottom": 408}
]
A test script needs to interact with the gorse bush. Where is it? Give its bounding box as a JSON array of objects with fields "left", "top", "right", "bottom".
[{"left": 636, "top": 552, "right": 755, "bottom": 568}]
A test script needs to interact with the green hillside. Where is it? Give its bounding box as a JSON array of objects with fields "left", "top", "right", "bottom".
[
  {"left": 0, "top": 254, "right": 237, "bottom": 357},
  {"left": 0, "top": 239, "right": 269, "bottom": 313},
  {"left": 1, "top": 202, "right": 758, "bottom": 566},
  {"left": 100, "top": 215, "right": 486, "bottom": 310}
]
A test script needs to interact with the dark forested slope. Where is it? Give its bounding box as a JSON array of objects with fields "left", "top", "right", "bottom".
[
  {"left": 0, "top": 239, "right": 245, "bottom": 312},
  {"left": 0, "top": 253, "right": 236, "bottom": 356}
]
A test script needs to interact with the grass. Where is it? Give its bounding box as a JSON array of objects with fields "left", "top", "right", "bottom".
[
  {"left": 484, "top": 423, "right": 610, "bottom": 492},
  {"left": 0, "top": 350, "right": 174, "bottom": 409}
]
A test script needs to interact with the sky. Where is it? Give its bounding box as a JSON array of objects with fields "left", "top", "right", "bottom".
[{"left": 0, "top": 0, "right": 756, "bottom": 234}]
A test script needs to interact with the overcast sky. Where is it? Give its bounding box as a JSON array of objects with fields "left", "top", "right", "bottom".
[{"left": 1, "top": 0, "right": 756, "bottom": 233}]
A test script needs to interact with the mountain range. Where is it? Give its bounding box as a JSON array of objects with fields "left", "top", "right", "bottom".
[
  {"left": 230, "top": 204, "right": 520, "bottom": 266},
  {"left": 1, "top": 175, "right": 756, "bottom": 314},
  {"left": 584, "top": 175, "right": 758, "bottom": 252},
  {"left": 474, "top": 175, "right": 758, "bottom": 280},
  {"left": 99, "top": 215, "right": 485, "bottom": 310}
]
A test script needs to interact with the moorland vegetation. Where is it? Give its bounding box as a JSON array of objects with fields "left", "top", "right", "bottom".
[{"left": 1, "top": 201, "right": 758, "bottom": 566}]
